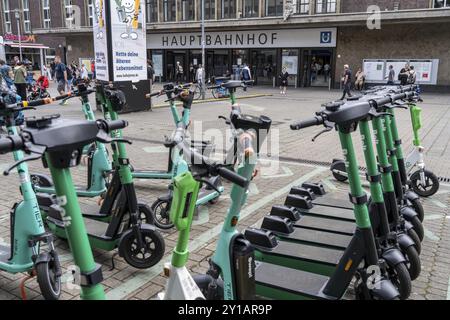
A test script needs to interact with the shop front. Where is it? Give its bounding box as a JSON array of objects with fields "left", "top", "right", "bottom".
[
  {"left": 2, "top": 34, "right": 49, "bottom": 71},
  {"left": 147, "top": 28, "right": 337, "bottom": 87}
]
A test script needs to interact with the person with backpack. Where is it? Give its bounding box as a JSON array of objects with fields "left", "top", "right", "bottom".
[{"left": 398, "top": 64, "right": 410, "bottom": 86}]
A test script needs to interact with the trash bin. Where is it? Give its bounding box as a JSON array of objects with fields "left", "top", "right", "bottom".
[{"left": 96, "top": 80, "right": 152, "bottom": 114}]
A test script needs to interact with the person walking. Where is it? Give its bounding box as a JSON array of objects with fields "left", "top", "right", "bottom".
[
  {"left": 323, "top": 63, "right": 331, "bottom": 83},
  {"left": 80, "top": 63, "right": 89, "bottom": 80},
  {"left": 13, "top": 61, "right": 28, "bottom": 101},
  {"left": 54, "top": 56, "right": 68, "bottom": 104},
  {"left": 354, "top": 68, "right": 365, "bottom": 91},
  {"left": 386, "top": 65, "right": 395, "bottom": 85},
  {"left": 147, "top": 60, "right": 155, "bottom": 91},
  {"left": 398, "top": 64, "right": 410, "bottom": 86},
  {"left": 408, "top": 66, "right": 417, "bottom": 84},
  {"left": 91, "top": 60, "right": 96, "bottom": 79},
  {"left": 175, "top": 61, "right": 184, "bottom": 83},
  {"left": 241, "top": 63, "right": 252, "bottom": 91},
  {"left": 279, "top": 67, "right": 289, "bottom": 95},
  {"left": 340, "top": 64, "right": 353, "bottom": 100}
]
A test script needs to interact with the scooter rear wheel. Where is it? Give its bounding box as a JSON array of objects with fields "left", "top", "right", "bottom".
[
  {"left": 409, "top": 216, "right": 424, "bottom": 242},
  {"left": 403, "top": 245, "right": 421, "bottom": 281},
  {"left": 410, "top": 170, "right": 440, "bottom": 198},
  {"left": 120, "top": 229, "right": 165, "bottom": 269},
  {"left": 36, "top": 259, "right": 61, "bottom": 300},
  {"left": 151, "top": 198, "right": 174, "bottom": 230}
]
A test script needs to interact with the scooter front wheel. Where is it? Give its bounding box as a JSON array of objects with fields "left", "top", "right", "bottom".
[
  {"left": 36, "top": 259, "right": 62, "bottom": 300},
  {"left": 150, "top": 198, "right": 174, "bottom": 230},
  {"left": 330, "top": 160, "right": 348, "bottom": 182},
  {"left": 410, "top": 169, "right": 440, "bottom": 197},
  {"left": 119, "top": 228, "right": 165, "bottom": 269},
  {"left": 387, "top": 262, "right": 412, "bottom": 300}
]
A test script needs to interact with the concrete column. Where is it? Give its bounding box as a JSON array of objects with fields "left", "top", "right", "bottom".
[
  {"left": 259, "top": 0, "right": 263, "bottom": 17},
  {"left": 237, "top": 0, "right": 241, "bottom": 18},
  {"left": 336, "top": 0, "right": 341, "bottom": 13},
  {"left": 310, "top": 0, "right": 315, "bottom": 15},
  {"left": 194, "top": 0, "right": 198, "bottom": 20},
  {"left": 176, "top": 0, "right": 179, "bottom": 21}
]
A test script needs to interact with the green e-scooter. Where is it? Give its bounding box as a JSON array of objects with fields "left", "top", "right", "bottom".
[
  {"left": 158, "top": 123, "right": 249, "bottom": 300},
  {"left": 31, "top": 80, "right": 112, "bottom": 199},
  {"left": 0, "top": 115, "right": 129, "bottom": 299},
  {"left": 145, "top": 84, "right": 223, "bottom": 229},
  {"left": 0, "top": 93, "right": 61, "bottom": 300}
]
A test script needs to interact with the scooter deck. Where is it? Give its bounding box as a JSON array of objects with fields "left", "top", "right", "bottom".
[
  {"left": 272, "top": 228, "right": 352, "bottom": 250},
  {"left": 297, "top": 205, "right": 354, "bottom": 222},
  {"left": 79, "top": 203, "right": 109, "bottom": 219},
  {"left": 312, "top": 193, "right": 353, "bottom": 210},
  {"left": 294, "top": 216, "right": 355, "bottom": 236},
  {"left": 255, "top": 262, "right": 333, "bottom": 300},
  {"left": 254, "top": 240, "right": 343, "bottom": 276}
]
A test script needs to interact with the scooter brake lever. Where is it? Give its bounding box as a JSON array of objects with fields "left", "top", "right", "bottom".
[
  {"left": 311, "top": 121, "right": 333, "bottom": 142},
  {"left": 369, "top": 109, "right": 392, "bottom": 118},
  {"left": 197, "top": 177, "right": 221, "bottom": 194},
  {"left": 3, "top": 145, "right": 46, "bottom": 176},
  {"left": 96, "top": 131, "right": 132, "bottom": 145}
]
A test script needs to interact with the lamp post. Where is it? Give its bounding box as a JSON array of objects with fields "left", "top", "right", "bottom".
[
  {"left": 201, "top": 0, "right": 206, "bottom": 100},
  {"left": 14, "top": 9, "right": 23, "bottom": 62}
]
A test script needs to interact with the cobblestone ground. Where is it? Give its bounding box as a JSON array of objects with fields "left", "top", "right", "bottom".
[{"left": 0, "top": 84, "right": 449, "bottom": 300}]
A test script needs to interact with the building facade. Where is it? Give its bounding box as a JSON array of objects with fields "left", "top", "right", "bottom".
[{"left": 0, "top": 0, "right": 449, "bottom": 90}]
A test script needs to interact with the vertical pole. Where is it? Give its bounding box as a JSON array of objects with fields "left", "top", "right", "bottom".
[
  {"left": 16, "top": 10, "right": 23, "bottom": 61},
  {"left": 201, "top": 0, "right": 206, "bottom": 100}
]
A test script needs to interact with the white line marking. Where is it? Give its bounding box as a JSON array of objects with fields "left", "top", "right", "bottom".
[{"left": 424, "top": 228, "right": 440, "bottom": 241}]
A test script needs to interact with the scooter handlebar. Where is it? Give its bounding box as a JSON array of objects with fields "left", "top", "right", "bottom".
[
  {"left": 216, "top": 167, "right": 249, "bottom": 188},
  {"left": 98, "top": 119, "right": 129, "bottom": 133},
  {"left": 23, "top": 97, "right": 53, "bottom": 107},
  {"left": 290, "top": 116, "right": 324, "bottom": 130},
  {"left": 0, "top": 136, "right": 23, "bottom": 155}
]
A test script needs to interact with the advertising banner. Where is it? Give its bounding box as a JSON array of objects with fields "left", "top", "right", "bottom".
[
  {"left": 93, "top": 0, "right": 109, "bottom": 81},
  {"left": 110, "top": 0, "right": 147, "bottom": 82}
]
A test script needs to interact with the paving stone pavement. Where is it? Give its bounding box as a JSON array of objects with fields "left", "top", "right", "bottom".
[{"left": 0, "top": 83, "right": 449, "bottom": 300}]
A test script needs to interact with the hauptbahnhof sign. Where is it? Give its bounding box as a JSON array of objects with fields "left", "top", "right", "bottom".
[{"left": 147, "top": 28, "right": 337, "bottom": 49}]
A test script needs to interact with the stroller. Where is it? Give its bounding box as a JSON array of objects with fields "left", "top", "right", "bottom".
[{"left": 27, "top": 75, "right": 50, "bottom": 101}]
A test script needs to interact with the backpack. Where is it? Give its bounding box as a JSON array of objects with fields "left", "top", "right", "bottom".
[{"left": 66, "top": 67, "right": 73, "bottom": 80}]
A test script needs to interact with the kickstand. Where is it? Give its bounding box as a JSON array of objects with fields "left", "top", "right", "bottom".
[{"left": 109, "top": 252, "right": 119, "bottom": 271}]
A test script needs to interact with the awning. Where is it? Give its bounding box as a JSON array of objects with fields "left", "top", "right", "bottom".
[{"left": 5, "top": 42, "right": 49, "bottom": 49}]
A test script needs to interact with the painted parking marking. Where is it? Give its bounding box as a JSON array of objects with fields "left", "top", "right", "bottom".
[
  {"left": 322, "top": 177, "right": 338, "bottom": 191},
  {"left": 424, "top": 228, "right": 440, "bottom": 241},
  {"left": 105, "top": 166, "right": 326, "bottom": 300},
  {"left": 142, "top": 146, "right": 167, "bottom": 154},
  {"left": 262, "top": 166, "right": 293, "bottom": 179},
  {"left": 447, "top": 277, "right": 450, "bottom": 300},
  {"left": 429, "top": 199, "right": 448, "bottom": 209}
]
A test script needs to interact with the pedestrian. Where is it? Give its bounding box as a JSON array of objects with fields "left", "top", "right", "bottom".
[
  {"left": 323, "top": 63, "right": 331, "bottom": 82},
  {"left": 310, "top": 62, "right": 317, "bottom": 82},
  {"left": 0, "top": 59, "right": 15, "bottom": 89},
  {"left": 175, "top": 61, "right": 184, "bottom": 83},
  {"left": 54, "top": 56, "right": 69, "bottom": 104},
  {"left": 241, "top": 63, "right": 252, "bottom": 91},
  {"left": 354, "top": 68, "right": 365, "bottom": 91},
  {"left": 408, "top": 66, "right": 417, "bottom": 84},
  {"left": 147, "top": 59, "right": 155, "bottom": 92},
  {"left": 66, "top": 64, "right": 74, "bottom": 91},
  {"left": 398, "top": 64, "right": 410, "bottom": 86},
  {"left": 196, "top": 64, "right": 205, "bottom": 84},
  {"left": 386, "top": 65, "right": 395, "bottom": 85},
  {"left": 50, "top": 61, "right": 56, "bottom": 80},
  {"left": 13, "top": 61, "right": 28, "bottom": 101},
  {"left": 80, "top": 63, "right": 89, "bottom": 80},
  {"left": 279, "top": 67, "right": 289, "bottom": 95},
  {"left": 340, "top": 64, "right": 353, "bottom": 100},
  {"left": 91, "top": 60, "right": 96, "bottom": 79}
]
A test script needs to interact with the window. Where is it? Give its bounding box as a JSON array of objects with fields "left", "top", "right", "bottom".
[
  {"left": 221, "top": 0, "right": 236, "bottom": 19},
  {"left": 22, "top": 0, "right": 31, "bottom": 33},
  {"left": 434, "top": 0, "right": 450, "bottom": 7},
  {"left": 316, "top": 0, "right": 336, "bottom": 13},
  {"left": 265, "top": 0, "right": 283, "bottom": 16},
  {"left": 181, "top": 0, "right": 194, "bottom": 21},
  {"left": 42, "top": 0, "right": 51, "bottom": 28},
  {"left": 297, "top": 0, "right": 310, "bottom": 14},
  {"left": 2, "top": 0, "right": 12, "bottom": 33},
  {"left": 200, "top": 0, "right": 216, "bottom": 20},
  {"left": 87, "top": 0, "right": 94, "bottom": 26},
  {"left": 163, "top": 0, "right": 176, "bottom": 22},
  {"left": 242, "top": 0, "right": 259, "bottom": 17},
  {"left": 146, "top": 0, "right": 158, "bottom": 22},
  {"left": 64, "top": 0, "right": 74, "bottom": 28}
]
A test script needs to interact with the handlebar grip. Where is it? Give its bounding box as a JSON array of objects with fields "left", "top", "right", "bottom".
[
  {"left": 376, "top": 96, "right": 393, "bottom": 106},
  {"left": 147, "top": 91, "right": 161, "bottom": 98},
  {"left": 207, "top": 85, "right": 221, "bottom": 90},
  {"left": 216, "top": 167, "right": 249, "bottom": 188},
  {"left": 24, "top": 97, "right": 53, "bottom": 107},
  {"left": 105, "top": 120, "right": 129, "bottom": 132},
  {"left": 53, "top": 93, "right": 71, "bottom": 101},
  {"left": 0, "top": 138, "right": 14, "bottom": 154},
  {"left": 290, "top": 116, "right": 324, "bottom": 130}
]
